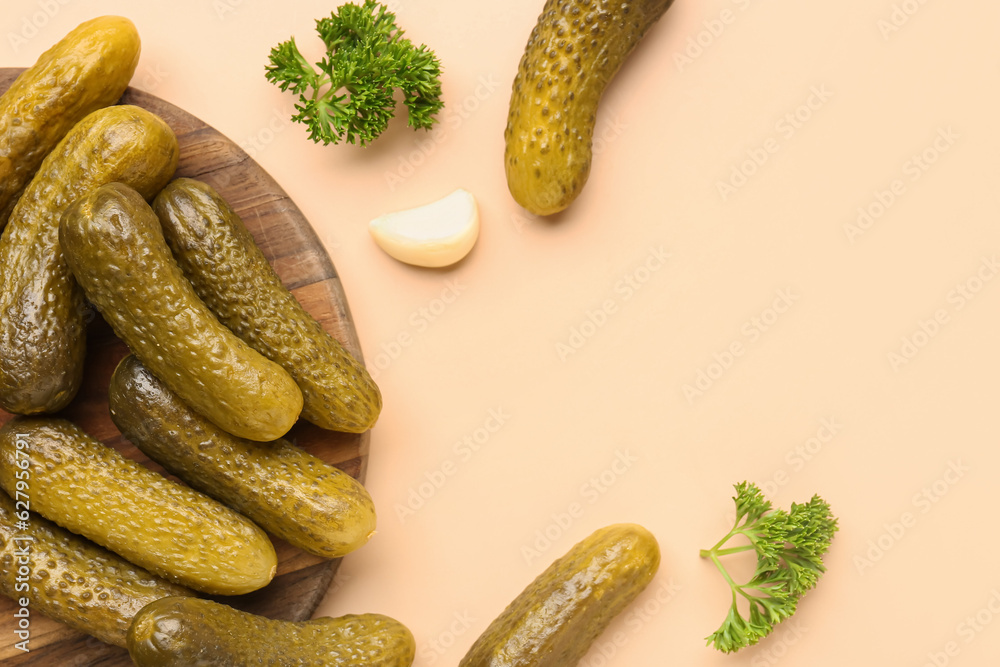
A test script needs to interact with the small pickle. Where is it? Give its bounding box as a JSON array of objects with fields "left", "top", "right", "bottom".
[
  {"left": 128, "top": 597, "right": 416, "bottom": 667},
  {"left": 505, "top": 0, "right": 674, "bottom": 215},
  {"left": 460, "top": 523, "right": 661, "bottom": 667}
]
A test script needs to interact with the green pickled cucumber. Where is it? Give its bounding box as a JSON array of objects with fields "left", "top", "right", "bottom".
[
  {"left": 0, "top": 15, "right": 141, "bottom": 230},
  {"left": 153, "top": 177, "right": 381, "bottom": 433},
  {"left": 109, "top": 354, "right": 377, "bottom": 559},
  {"left": 505, "top": 0, "right": 673, "bottom": 215},
  {"left": 0, "top": 490, "right": 191, "bottom": 647},
  {"left": 59, "top": 182, "right": 303, "bottom": 442},
  {"left": 0, "top": 418, "right": 277, "bottom": 596},
  {"left": 127, "top": 597, "right": 416, "bottom": 667},
  {"left": 460, "top": 523, "right": 660, "bottom": 667},
  {"left": 0, "top": 104, "right": 178, "bottom": 415}
]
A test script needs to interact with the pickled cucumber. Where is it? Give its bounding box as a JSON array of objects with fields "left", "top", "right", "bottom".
[
  {"left": 153, "top": 177, "right": 381, "bottom": 433},
  {"left": 0, "top": 418, "right": 277, "bottom": 596},
  {"left": 109, "top": 354, "right": 377, "bottom": 559},
  {"left": 505, "top": 0, "right": 673, "bottom": 215},
  {"left": 459, "top": 523, "right": 660, "bottom": 666},
  {"left": 0, "top": 104, "right": 178, "bottom": 415},
  {"left": 59, "top": 182, "right": 303, "bottom": 442},
  {"left": 127, "top": 597, "right": 416, "bottom": 667},
  {"left": 0, "top": 15, "right": 141, "bottom": 229},
  {"left": 0, "top": 490, "right": 191, "bottom": 648}
]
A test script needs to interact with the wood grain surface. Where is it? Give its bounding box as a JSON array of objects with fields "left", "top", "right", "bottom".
[{"left": 0, "top": 67, "right": 371, "bottom": 665}]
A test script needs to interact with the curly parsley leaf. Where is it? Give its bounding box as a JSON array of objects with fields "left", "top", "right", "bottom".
[
  {"left": 700, "top": 482, "right": 838, "bottom": 653},
  {"left": 265, "top": 1, "right": 443, "bottom": 146}
]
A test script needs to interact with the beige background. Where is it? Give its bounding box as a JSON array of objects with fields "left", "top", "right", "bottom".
[{"left": 6, "top": 0, "right": 1000, "bottom": 664}]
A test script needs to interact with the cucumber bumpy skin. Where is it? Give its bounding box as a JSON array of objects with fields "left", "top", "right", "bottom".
[
  {"left": 0, "top": 15, "right": 141, "bottom": 230},
  {"left": 0, "top": 104, "right": 178, "bottom": 416},
  {"left": 109, "top": 354, "right": 377, "bottom": 559},
  {"left": 0, "top": 418, "right": 277, "bottom": 596},
  {"left": 0, "top": 491, "right": 191, "bottom": 648},
  {"left": 459, "top": 523, "right": 661, "bottom": 667},
  {"left": 153, "top": 177, "right": 381, "bottom": 433},
  {"left": 127, "top": 597, "right": 416, "bottom": 667},
  {"left": 505, "top": 0, "right": 673, "bottom": 215},
  {"left": 59, "top": 182, "right": 303, "bottom": 442}
]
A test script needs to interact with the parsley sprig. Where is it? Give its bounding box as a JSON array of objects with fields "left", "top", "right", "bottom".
[
  {"left": 700, "top": 482, "right": 838, "bottom": 653},
  {"left": 265, "top": 1, "right": 443, "bottom": 146}
]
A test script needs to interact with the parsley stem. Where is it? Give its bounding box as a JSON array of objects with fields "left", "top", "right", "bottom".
[
  {"left": 704, "top": 522, "right": 756, "bottom": 555},
  {"left": 705, "top": 528, "right": 737, "bottom": 554},
  {"left": 710, "top": 545, "right": 755, "bottom": 557},
  {"left": 705, "top": 551, "right": 740, "bottom": 594}
]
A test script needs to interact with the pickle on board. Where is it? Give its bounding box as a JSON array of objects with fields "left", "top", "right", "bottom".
[
  {"left": 505, "top": 0, "right": 673, "bottom": 215},
  {"left": 59, "top": 182, "right": 303, "bottom": 442},
  {"left": 0, "top": 418, "right": 277, "bottom": 596},
  {"left": 0, "top": 15, "right": 141, "bottom": 230},
  {"left": 0, "top": 104, "right": 178, "bottom": 415},
  {"left": 110, "top": 354, "right": 377, "bottom": 559},
  {"left": 460, "top": 523, "right": 661, "bottom": 667},
  {"left": 128, "top": 597, "right": 416, "bottom": 667},
  {"left": 0, "top": 490, "right": 191, "bottom": 648},
  {"left": 153, "top": 177, "right": 381, "bottom": 433}
]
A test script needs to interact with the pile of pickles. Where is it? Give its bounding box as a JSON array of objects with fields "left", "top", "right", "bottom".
[{"left": 0, "top": 10, "right": 667, "bottom": 667}]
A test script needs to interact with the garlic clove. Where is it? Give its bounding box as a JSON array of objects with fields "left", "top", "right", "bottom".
[{"left": 368, "top": 189, "right": 479, "bottom": 268}]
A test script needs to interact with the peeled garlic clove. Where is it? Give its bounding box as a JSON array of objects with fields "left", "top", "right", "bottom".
[{"left": 368, "top": 189, "right": 479, "bottom": 268}]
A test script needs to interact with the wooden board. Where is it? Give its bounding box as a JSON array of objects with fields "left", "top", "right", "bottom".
[{"left": 0, "top": 68, "right": 370, "bottom": 665}]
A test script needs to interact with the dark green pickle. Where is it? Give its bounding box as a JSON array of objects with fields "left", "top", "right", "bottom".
[
  {"left": 109, "top": 354, "right": 377, "bottom": 559},
  {"left": 0, "top": 104, "right": 178, "bottom": 415}
]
